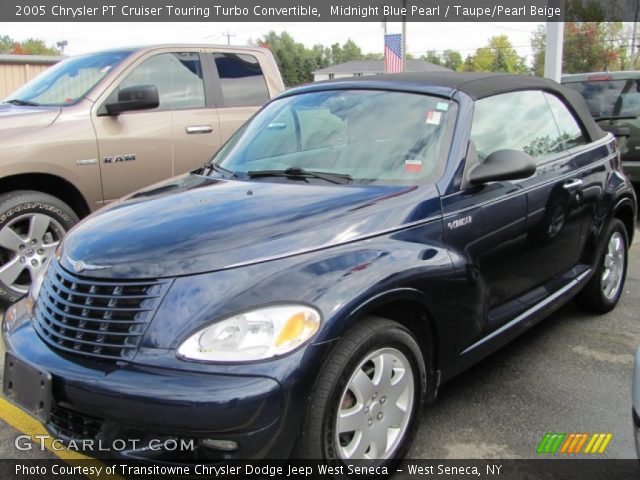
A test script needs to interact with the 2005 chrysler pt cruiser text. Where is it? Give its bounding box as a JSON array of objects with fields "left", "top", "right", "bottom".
[{"left": 1, "top": 73, "right": 636, "bottom": 467}]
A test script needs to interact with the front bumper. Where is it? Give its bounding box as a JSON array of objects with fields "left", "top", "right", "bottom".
[{"left": 2, "top": 299, "right": 308, "bottom": 461}]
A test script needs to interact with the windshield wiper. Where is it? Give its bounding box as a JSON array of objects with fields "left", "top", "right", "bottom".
[
  {"left": 4, "top": 99, "right": 41, "bottom": 107},
  {"left": 247, "top": 167, "right": 352, "bottom": 185},
  {"left": 208, "top": 162, "right": 237, "bottom": 178}
]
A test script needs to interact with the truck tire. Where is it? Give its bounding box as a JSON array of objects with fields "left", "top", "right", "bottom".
[
  {"left": 293, "top": 317, "right": 426, "bottom": 465},
  {"left": 0, "top": 191, "right": 78, "bottom": 306}
]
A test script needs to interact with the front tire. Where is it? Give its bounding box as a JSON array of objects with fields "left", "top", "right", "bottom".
[
  {"left": 0, "top": 191, "right": 78, "bottom": 305},
  {"left": 576, "top": 218, "right": 628, "bottom": 313},
  {"left": 293, "top": 317, "right": 426, "bottom": 464}
]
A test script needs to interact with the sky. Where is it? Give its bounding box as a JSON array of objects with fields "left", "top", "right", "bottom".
[{"left": 0, "top": 21, "right": 542, "bottom": 63}]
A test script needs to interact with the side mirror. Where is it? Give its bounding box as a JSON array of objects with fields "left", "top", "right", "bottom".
[
  {"left": 104, "top": 85, "right": 159, "bottom": 115},
  {"left": 600, "top": 124, "right": 631, "bottom": 138},
  {"left": 468, "top": 149, "right": 536, "bottom": 185}
]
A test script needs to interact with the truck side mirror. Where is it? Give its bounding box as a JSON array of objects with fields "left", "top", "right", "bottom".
[
  {"left": 103, "top": 85, "right": 159, "bottom": 115},
  {"left": 600, "top": 124, "right": 632, "bottom": 138}
]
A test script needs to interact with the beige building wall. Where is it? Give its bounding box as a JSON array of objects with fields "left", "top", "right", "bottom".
[{"left": 0, "top": 62, "right": 57, "bottom": 98}]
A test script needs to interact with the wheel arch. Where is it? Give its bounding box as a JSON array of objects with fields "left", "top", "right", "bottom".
[
  {"left": 342, "top": 288, "right": 441, "bottom": 402},
  {"left": 613, "top": 197, "right": 636, "bottom": 244},
  {"left": 0, "top": 173, "right": 91, "bottom": 218}
]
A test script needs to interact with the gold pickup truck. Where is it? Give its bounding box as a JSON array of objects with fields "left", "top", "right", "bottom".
[{"left": 0, "top": 44, "right": 284, "bottom": 303}]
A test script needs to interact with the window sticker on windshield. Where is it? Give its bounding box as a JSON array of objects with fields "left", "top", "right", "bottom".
[
  {"left": 436, "top": 102, "right": 449, "bottom": 111},
  {"left": 426, "top": 110, "right": 442, "bottom": 125},
  {"left": 404, "top": 159, "right": 423, "bottom": 173}
]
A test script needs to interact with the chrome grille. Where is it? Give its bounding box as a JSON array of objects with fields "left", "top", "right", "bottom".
[{"left": 34, "top": 260, "right": 169, "bottom": 361}]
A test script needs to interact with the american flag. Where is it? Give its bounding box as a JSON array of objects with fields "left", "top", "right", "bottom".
[{"left": 384, "top": 34, "right": 403, "bottom": 73}]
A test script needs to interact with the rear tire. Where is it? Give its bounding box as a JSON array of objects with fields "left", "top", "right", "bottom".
[
  {"left": 576, "top": 218, "right": 628, "bottom": 313},
  {"left": 0, "top": 191, "right": 78, "bottom": 305},
  {"left": 293, "top": 317, "right": 426, "bottom": 465}
]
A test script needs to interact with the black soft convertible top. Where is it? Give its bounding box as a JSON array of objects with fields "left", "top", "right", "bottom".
[{"left": 288, "top": 72, "right": 607, "bottom": 142}]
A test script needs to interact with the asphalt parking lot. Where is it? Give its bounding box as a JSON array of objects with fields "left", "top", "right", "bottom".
[{"left": 0, "top": 230, "right": 639, "bottom": 461}]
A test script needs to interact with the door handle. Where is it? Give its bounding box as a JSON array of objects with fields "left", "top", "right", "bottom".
[
  {"left": 186, "top": 125, "right": 213, "bottom": 134},
  {"left": 563, "top": 179, "right": 583, "bottom": 190}
]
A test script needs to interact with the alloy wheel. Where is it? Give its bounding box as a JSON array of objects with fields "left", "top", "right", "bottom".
[
  {"left": 601, "top": 231, "right": 625, "bottom": 300},
  {"left": 335, "top": 347, "right": 414, "bottom": 460},
  {"left": 0, "top": 213, "right": 63, "bottom": 294}
]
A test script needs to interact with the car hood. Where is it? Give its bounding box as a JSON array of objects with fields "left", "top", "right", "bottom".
[
  {"left": 60, "top": 174, "right": 441, "bottom": 279},
  {"left": 0, "top": 103, "right": 61, "bottom": 130}
]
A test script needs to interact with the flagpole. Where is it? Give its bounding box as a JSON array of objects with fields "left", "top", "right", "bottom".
[
  {"left": 402, "top": 0, "right": 407, "bottom": 72},
  {"left": 382, "top": 19, "right": 386, "bottom": 73}
]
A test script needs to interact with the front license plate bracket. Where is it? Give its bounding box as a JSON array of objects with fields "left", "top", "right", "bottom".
[{"left": 3, "top": 352, "right": 52, "bottom": 423}]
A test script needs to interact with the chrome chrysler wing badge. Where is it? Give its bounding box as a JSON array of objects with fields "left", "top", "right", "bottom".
[{"left": 65, "top": 256, "right": 112, "bottom": 274}]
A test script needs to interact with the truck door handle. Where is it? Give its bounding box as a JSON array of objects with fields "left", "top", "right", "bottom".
[
  {"left": 186, "top": 125, "right": 213, "bottom": 134},
  {"left": 563, "top": 179, "right": 583, "bottom": 190}
]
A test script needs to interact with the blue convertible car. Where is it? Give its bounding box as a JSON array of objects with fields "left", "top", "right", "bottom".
[{"left": 2, "top": 73, "right": 636, "bottom": 466}]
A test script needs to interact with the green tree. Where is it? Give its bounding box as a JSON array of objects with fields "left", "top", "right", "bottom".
[
  {"left": 309, "top": 44, "right": 331, "bottom": 70},
  {"left": 531, "top": 25, "right": 546, "bottom": 76},
  {"left": 255, "top": 31, "right": 315, "bottom": 86},
  {"left": 363, "top": 52, "right": 383, "bottom": 60},
  {"left": 16, "top": 38, "right": 60, "bottom": 55},
  {"left": 254, "top": 33, "right": 377, "bottom": 86},
  {"left": 564, "top": 23, "right": 611, "bottom": 73},
  {"left": 462, "top": 54, "right": 475, "bottom": 72},
  {"left": 0, "top": 35, "right": 13, "bottom": 54},
  {"left": 472, "top": 47, "right": 494, "bottom": 72},
  {"left": 443, "top": 50, "right": 463, "bottom": 71},
  {"left": 330, "top": 43, "right": 343, "bottom": 64},
  {"left": 340, "top": 39, "right": 363, "bottom": 62},
  {"left": 565, "top": 0, "right": 607, "bottom": 21},
  {"left": 420, "top": 50, "right": 442, "bottom": 65},
  {"left": 531, "top": 22, "right": 630, "bottom": 75},
  {"left": 468, "top": 35, "right": 527, "bottom": 73},
  {"left": 330, "top": 39, "right": 364, "bottom": 64},
  {"left": 0, "top": 35, "right": 60, "bottom": 55}
]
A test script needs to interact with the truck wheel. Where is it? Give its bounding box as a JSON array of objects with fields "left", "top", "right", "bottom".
[
  {"left": 293, "top": 317, "right": 426, "bottom": 464},
  {"left": 0, "top": 191, "right": 78, "bottom": 305},
  {"left": 576, "top": 218, "right": 628, "bottom": 313}
]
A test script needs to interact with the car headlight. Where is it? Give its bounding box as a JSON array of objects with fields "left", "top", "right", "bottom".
[{"left": 177, "top": 305, "right": 321, "bottom": 363}]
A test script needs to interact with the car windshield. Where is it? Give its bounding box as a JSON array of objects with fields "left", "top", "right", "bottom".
[
  {"left": 564, "top": 78, "right": 640, "bottom": 118},
  {"left": 4, "top": 50, "right": 133, "bottom": 107},
  {"left": 213, "top": 89, "right": 456, "bottom": 185}
]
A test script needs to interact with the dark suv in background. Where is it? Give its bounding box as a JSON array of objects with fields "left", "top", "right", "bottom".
[
  {"left": 562, "top": 71, "right": 640, "bottom": 183},
  {"left": 2, "top": 73, "right": 636, "bottom": 466}
]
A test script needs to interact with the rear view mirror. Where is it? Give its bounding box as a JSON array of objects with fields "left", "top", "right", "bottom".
[
  {"left": 468, "top": 149, "right": 536, "bottom": 185},
  {"left": 104, "top": 85, "right": 159, "bottom": 115}
]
